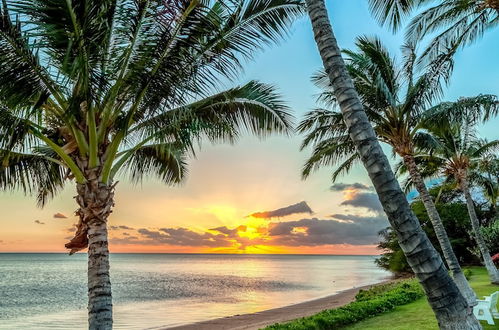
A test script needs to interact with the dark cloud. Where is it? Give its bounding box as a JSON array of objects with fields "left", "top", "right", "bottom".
[
  {"left": 268, "top": 216, "right": 388, "bottom": 246},
  {"left": 209, "top": 225, "right": 247, "bottom": 238},
  {"left": 53, "top": 213, "right": 68, "bottom": 219},
  {"left": 34, "top": 220, "right": 45, "bottom": 225},
  {"left": 65, "top": 224, "right": 77, "bottom": 233},
  {"left": 122, "top": 232, "right": 130, "bottom": 236},
  {"left": 330, "top": 183, "right": 371, "bottom": 192},
  {"left": 137, "top": 228, "right": 232, "bottom": 247},
  {"left": 109, "top": 225, "right": 135, "bottom": 231},
  {"left": 109, "top": 236, "right": 140, "bottom": 245},
  {"left": 249, "top": 201, "right": 313, "bottom": 219},
  {"left": 340, "top": 193, "right": 383, "bottom": 213}
]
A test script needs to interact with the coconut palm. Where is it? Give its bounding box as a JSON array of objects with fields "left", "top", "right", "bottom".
[
  {"left": 406, "top": 101, "right": 499, "bottom": 284},
  {"left": 299, "top": 36, "right": 487, "bottom": 304},
  {"left": 368, "top": 0, "right": 499, "bottom": 62},
  {"left": 0, "top": 0, "right": 303, "bottom": 328},
  {"left": 470, "top": 155, "right": 499, "bottom": 214},
  {"left": 304, "top": 1, "right": 480, "bottom": 328}
]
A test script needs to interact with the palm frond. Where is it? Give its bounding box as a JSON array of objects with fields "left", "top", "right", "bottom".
[
  {"left": 131, "top": 80, "right": 293, "bottom": 145},
  {"left": 0, "top": 149, "right": 65, "bottom": 206},
  {"left": 119, "top": 142, "right": 187, "bottom": 185},
  {"left": 368, "top": 0, "right": 422, "bottom": 32}
]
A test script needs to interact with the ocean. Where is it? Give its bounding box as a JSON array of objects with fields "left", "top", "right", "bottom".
[{"left": 0, "top": 253, "right": 389, "bottom": 329}]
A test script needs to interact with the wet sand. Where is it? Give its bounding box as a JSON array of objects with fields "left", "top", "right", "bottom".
[{"left": 166, "top": 281, "right": 391, "bottom": 330}]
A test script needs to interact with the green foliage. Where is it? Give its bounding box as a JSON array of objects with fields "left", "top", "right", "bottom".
[
  {"left": 463, "top": 268, "right": 473, "bottom": 280},
  {"left": 0, "top": 0, "right": 304, "bottom": 204},
  {"left": 344, "top": 267, "right": 497, "bottom": 330},
  {"left": 375, "top": 228, "right": 412, "bottom": 274},
  {"left": 299, "top": 35, "right": 456, "bottom": 183},
  {"left": 265, "top": 280, "right": 424, "bottom": 330},
  {"left": 481, "top": 220, "right": 499, "bottom": 255},
  {"left": 376, "top": 184, "right": 489, "bottom": 274}
]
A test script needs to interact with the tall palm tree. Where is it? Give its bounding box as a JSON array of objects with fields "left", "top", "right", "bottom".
[
  {"left": 470, "top": 155, "right": 499, "bottom": 215},
  {"left": 300, "top": 36, "right": 486, "bottom": 304},
  {"left": 368, "top": 0, "right": 499, "bottom": 62},
  {"left": 304, "top": 1, "right": 480, "bottom": 328},
  {"left": 0, "top": 0, "right": 303, "bottom": 328},
  {"left": 409, "top": 100, "right": 499, "bottom": 284}
]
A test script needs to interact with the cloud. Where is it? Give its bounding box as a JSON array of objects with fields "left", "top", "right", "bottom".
[
  {"left": 340, "top": 193, "right": 383, "bottom": 213},
  {"left": 109, "top": 225, "right": 135, "bottom": 231},
  {"left": 137, "top": 228, "right": 233, "bottom": 247},
  {"left": 330, "top": 183, "right": 371, "bottom": 191},
  {"left": 249, "top": 201, "right": 313, "bottom": 219},
  {"left": 209, "top": 225, "right": 247, "bottom": 238},
  {"left": 109, "top": 236, "right": 140, "bottom": 244},
  {"left": 268, "top": 216, "right": 388, "bottom": 246},
  {"left": 53, "top": 213, "right": 68, "bottom": 219},
  {"left": 34, "top": 220, "right": 45, "bottom": 225}
]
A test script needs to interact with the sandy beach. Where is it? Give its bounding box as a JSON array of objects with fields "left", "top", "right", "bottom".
[{"left": 166, "top": 281, "right": 391, "bottom": 330}]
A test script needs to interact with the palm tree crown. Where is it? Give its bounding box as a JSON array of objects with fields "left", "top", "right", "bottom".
[
  {"left": 368, "top": 0, "right": 499, "bottom": 63},
  {"left": 0, "top": 0, "right": 303, "bottom": 248},
  {"left": 299, "top": 35, "right": 455, "bottom": 180}
]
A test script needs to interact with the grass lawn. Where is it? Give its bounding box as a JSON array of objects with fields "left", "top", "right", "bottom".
[{"left": 345, "top": 267, "right": 499, "bottom": 330}]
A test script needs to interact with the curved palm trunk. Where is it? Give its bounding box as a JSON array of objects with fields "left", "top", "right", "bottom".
[
  {"left": 305, "top": 1, "right": 480, "bottom": 328},
  {"left": 75, "top": 167, "right": 115, "bottom": 330},
  {"left": 460, "top": 174, "right": 499, "bottom": 284},
  {"left": 403, "top": 155, "right": 477, "bottom": 304}
]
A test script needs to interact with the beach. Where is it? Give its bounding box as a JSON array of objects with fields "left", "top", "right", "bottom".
[{"left": 168, "top": 282, "right": 389, "bottom": 330}]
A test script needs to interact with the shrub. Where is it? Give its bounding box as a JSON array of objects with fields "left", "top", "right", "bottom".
[
  {"left": 265, "top": 280, "right": 424, "bottom": 330},
  {"left": 463, "top": 268, "right": 473, "bottom": 280}
]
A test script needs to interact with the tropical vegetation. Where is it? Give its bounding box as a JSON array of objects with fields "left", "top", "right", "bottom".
[
  {"left": 377, "top": 184, "right": 497, "bottom": 274},
  {"left": 0, "top": 0, "right": 303, "bottom": 328},
  {"left": 403, "top": 100, "right": 499, "bottom": 284},
  {"left": 303, "top": 0, "right": 479, "bottom": 328},
  {"left": 266, "top": 279, "right": 425, "bottom": 330},
  {"left": 298, "top": 34, "right": 480, "bottom": 302}
]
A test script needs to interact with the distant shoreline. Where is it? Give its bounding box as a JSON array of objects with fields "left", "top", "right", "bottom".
[{"left": 164, "top": 279, "right": 393, "bottom": 330}]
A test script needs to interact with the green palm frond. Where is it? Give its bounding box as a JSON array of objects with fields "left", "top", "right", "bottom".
[
  {"left": 406, "top": 0, "right": 498, "bottom": 63},
  {"left": 0, "top": 5, "right": 54, "bottom": 108},
  {"left": 368, "top": 0, "right": 422, "bottom": 32},
  {"left": 120, "top": 142, "right": 188, "bottom": 185},
  {"left": 0, "top": 0, "right": 301, "bottom": 204},
  {"left": 0, "top": 149, "right": 65, "bottom": 206},
  {"left": 131, "top": 80, "right": 293, "bottom": 145},
  {"left": 301, "top": 134, "right": 356, "bottom": 179}
]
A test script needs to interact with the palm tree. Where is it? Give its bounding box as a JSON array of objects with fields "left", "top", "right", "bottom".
[
  {"left": 470, "top": 155, "right": 499, "bottom": 215},
  {"left": 0, "top": 0, "right": 303, "bottom": 328},
  {"left": 300, "top": 36, "right": 483, "bottom": 304},
  {"left": 368, "top": 0, "right": 499, "bottom": 62},
  {"left": 409, "top": 100, "right": 499, "bottom": 284},
  {"left": 304, "top": 1, "right": 480, "bottom": 328}
]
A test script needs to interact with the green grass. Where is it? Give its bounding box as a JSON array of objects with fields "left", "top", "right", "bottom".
[
  {"left": 265, "top": 279, "right": 424, "bottom": 329},
  {"left": 345, "top": 267, "right": 499, "bottom": 330}
]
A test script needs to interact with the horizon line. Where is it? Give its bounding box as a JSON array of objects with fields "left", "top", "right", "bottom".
[{"left": 0, "top": 252, "right": 380, "bottom": 256}]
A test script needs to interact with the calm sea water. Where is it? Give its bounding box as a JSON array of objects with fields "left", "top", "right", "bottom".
[{"left": 0, "top": 253, "right": 389, "bottom": 329}]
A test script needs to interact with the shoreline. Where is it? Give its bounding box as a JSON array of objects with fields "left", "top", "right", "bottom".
[{"left": 165, "top": 279, "right": 393, "bottom": 330}]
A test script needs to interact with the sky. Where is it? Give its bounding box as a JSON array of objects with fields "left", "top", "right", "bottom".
[{"left": 0, "top": 0, "right": 498, "bottom": 254}]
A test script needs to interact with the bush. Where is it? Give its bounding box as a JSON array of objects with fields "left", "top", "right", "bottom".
[
  {"left": 463, "top": 268, "right": 473, "bottom": 280},
  {"left": 265, "top": 280, "right": 424, "bottom": 330}
]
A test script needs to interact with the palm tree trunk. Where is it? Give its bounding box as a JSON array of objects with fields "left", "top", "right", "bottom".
[
  {"left": 403, "top": 154, "right": 477, "bottom": 304},
  {"left": 305, "top": 1, "right": 480, "bottom": 328},
  {"left": 460, "top": 174, "right": 499, "bottom": 284},
  {"left": 75, "top": 167, "right": 115, "bottom": 330}
]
